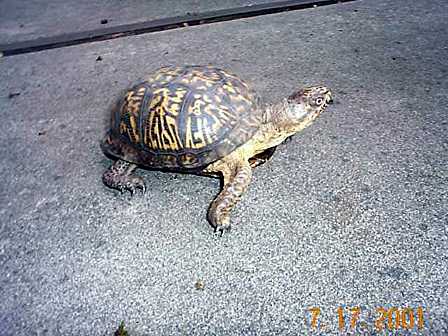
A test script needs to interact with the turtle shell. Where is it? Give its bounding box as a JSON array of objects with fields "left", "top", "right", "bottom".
[{"left": 101, "top": 65, "right": 262, "bottom": 170}]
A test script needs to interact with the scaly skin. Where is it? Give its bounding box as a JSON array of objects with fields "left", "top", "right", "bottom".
[
  {"left": 103, "top": 86, "right": 332, "bottom": 234},
  {"left": 205, "top": 152, "right": 252, "bottom": 233},
  {"left": 204, "top": 86, "right": 333, "bottom": 232},
  {"left": 102, "top": 160, "right": 146, "bottom": 194}
]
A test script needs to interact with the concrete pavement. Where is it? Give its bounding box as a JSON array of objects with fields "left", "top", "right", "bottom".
[
  {"left": 0, "top": 0, "right": 447, "bottom": 334},
  {"left": 0, "top": 0, "right": 287, "bottom": 44}
]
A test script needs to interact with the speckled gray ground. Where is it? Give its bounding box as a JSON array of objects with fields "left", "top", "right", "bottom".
[
  {"left": 0, "top": 0, "right": 447, "bottom": 335},
  {"left": 0, "top": 0, "right": 287, "bottom": 44}
]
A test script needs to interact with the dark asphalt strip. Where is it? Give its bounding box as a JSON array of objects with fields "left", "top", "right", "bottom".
[{"left": 0, "top": 0, "right": 358, "bottom": 57}]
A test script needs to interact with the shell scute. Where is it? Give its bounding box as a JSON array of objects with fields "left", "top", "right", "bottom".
[{"left": 102, "top": 65, "right": 262, "bottom": 170}]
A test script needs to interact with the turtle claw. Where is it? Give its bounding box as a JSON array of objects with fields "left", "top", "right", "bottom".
[
  {"left": 115, "top": 177, "right": 145, "bottom": 196},
  {"left": 129, "top": 188, "right": 135, "bottom": 196},
  {"left": 284, "top": 135, "right": 294, "bottom": 144},
  {"left": 125, "top": 176, "right": 146, "bottom": 196},
  {"left": 214, "top": 224, "right": 231, "bottom": 236},
  {"left": 209, "top": 214, "right": 231, "bottom": 235}
]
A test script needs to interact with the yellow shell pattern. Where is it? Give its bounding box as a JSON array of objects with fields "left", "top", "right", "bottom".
[{"left": 108, "top": 65, "right": 262, "bottom": 169}]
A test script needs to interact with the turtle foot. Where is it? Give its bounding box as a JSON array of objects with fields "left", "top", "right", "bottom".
[
  {"left": 103, "top": 172, "right": 146, "bottom": 195},
  {"left": 102, "top": 160, "right": 146, "bottom": 195},
  {"left": 209, "top": 213, "right": 232, "bottom": 236}
]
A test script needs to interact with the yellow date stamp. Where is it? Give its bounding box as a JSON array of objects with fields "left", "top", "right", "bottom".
[{"left": 307, "top": 306, "right": 427, "bottom": 332}]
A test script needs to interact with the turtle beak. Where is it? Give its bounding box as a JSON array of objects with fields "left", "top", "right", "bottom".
[{"left": 325, "top": 89, "right": 333, "bottom": 104}]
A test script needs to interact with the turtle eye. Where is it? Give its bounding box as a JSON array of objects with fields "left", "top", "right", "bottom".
[{"left": 315, "top": 97, "right": 324, "bottom": 105}]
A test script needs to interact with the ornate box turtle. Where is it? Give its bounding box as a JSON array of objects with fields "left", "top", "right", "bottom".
[{"left": 101, "top": 65, "right": 333, "bottom": 233}]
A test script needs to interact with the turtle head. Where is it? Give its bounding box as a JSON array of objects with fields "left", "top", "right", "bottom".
[
  {"left": 270, "top": 85, "right": 332, "bottom": 133},
  {"left": 287, "top": 86, "right": 332, "bottom": 122}
]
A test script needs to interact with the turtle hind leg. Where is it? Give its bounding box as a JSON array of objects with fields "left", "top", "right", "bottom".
[
  {"left": 102, "top": 160, "right": 146, "bottom": 194},
  {"left": 249, "top": 146, "right": 277, "bottom": 168},
  {"left": 207, "top": 160, "right": 252, "bottom": 234}
]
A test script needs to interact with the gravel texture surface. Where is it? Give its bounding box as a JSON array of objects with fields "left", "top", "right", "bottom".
[{"left": 0, "top": 0, "right": 447, "bottom": 334}]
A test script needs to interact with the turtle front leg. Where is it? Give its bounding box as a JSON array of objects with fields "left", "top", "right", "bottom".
[
  {"left": 208, "top": 161, "right": 252, "bottom": 233},
  {"left": 102, "top": 160, "right": 146, "bottom": 194}
]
